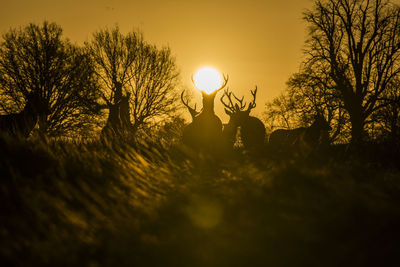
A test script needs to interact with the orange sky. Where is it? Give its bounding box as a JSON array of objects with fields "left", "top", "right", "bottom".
[{"left": 1, "top": 0, "right": 316, "bottom": 121}]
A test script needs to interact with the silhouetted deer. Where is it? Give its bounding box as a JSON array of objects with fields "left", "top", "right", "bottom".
[
  {"left": 0, "top": 92, "right": 47, "bottom": 138},
  {"left": 119, "top": 92, "right": 135, "bottom": 134},
  {"left": 220, "top": 87, "right": 266, "bottom": 151},
  {"left": 268, "top": 114, "right": 332, "bottom": 155},
  {"left": 101, "top": 96, "right": 122, "bottom": 139},
  {"left": 181, "top": 75, "right": 229, "bottom": 153},
  {"left": 101, "top": 81, "right": 135, "bottom": 140}
]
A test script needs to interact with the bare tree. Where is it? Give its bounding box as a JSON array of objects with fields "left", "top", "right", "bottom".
[
  {"left": 264, "top": 72, "right": 350, "bottom": 144},
  {"left": 303, "top": 0, "right": 400, "bottom": 143},
  {"left": 263, "top": 92, "right": 300, "bottom": 132},
  {"left": 286, "top": 69, "right": 349, "bottom": 143},
  {"left": 127, "top": 43, "right": 179, "bottom": 133},
  {"left": 370, "top": 77, "right": 400, "bottom": 142},
  {"left": 86, "top": 26, "right": 179, "bottom": 140},
  {"left": 0, "top": 21, "right": 101, "bottom": 137}
]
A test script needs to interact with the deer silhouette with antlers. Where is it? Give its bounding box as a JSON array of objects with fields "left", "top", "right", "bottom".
[
  {"left": 100, "top": 81, "right": 135, "bottom": 141},
  {"left": 220, "top": 87, "right": 266, "bottom": 151},
  {"left": 268, "top": 114, "right": 332, "bottom": 156},
  {"left": 0, "top": 92, "right": 47, "bottom": 138},
  {"left": 181, "top": 75, "right": 229, "bottom": 153},
  {"left": 101, "top": 96, "right": 122, "bottom": 139}
]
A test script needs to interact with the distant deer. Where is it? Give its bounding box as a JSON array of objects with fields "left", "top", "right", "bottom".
[
  {"left": 101, "top": 81, "right": 135, "bottom": 140},
  {"left": 268, "top": 114, "right": 332, "bottom": 155},
  {"left": 220, "top": 87, "right": 266, "bottom": 151},
  {"left": 101, "top": 96, "right": 122, "bottom": 139},
  {"left": 119, "top": 92, "right": 136, "bottom": 134},
  {"left": 181, "top": 75, "right": 229, "bottom": 153},
  {"left": 0, "top": 92, "right": 47, "bottom": 138}
]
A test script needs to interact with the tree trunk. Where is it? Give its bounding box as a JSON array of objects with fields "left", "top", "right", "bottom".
[
  {"left": 342, "top": 91, "right": 365, "bottom": 145},
  {"left": 349, "top": 107, "right": 364, "bottom": 145}
]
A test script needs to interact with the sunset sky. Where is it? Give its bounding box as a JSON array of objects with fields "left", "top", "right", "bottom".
[{"left": 1, "top": 0, "right": 317, "bottom": 120}]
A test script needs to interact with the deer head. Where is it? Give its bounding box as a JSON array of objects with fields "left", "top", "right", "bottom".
[
  {"left": 220, "top": 86, "right": 266, "bottom": 150},
  {"left": 181, "top": 74, "right": 229, "bottom": 118},
  {"left": 194, "top": 74, "right": 229, "bottom": 114},
  {"left": 220, "top": 86, "right": 258, "bottom": 122},
  {"left": 312, "top": 114, "right": 332, "bottom": 131}
]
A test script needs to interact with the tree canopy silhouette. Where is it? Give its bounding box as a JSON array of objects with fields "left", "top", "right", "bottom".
[
  {"left": 370, "top": 77, "right": 400, "bottom": 142},
  {"left": 0, "top": 21, "right": 101, "bottom": 137},
  {"left": 86, "top": 26, "right": 179, "bottom": 140},
  {"left": 302, "top": 0, "right": 400, "bottom": 143},
  {"left": 287, "top": 69, "right": 348, "bottom": 143}
]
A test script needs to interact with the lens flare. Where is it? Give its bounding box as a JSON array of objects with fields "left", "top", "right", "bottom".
[{"left": 186, "top": 196, "right": 223, "bottom": 229}]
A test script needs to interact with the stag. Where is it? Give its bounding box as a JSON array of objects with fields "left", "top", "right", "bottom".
[
  {"left": 0, "top": 92, "right": 47, "bottom": 138},
  {"left": 119, "top": 92, "right": 136, "bottom": 134},
  {"left": 101, "top": 81, "right": 135, "bottom": 140},
  {"left": 101, "top": 96, "right": 122, "bottom": 139},
  {"left": 181, "top": 75, "right": 229, "bottom": 153},
  {"left": 220, "top": 87, "right": 266, "bottom": 151},
  {"left": 268, "top": 114, "right": 332, "bottom": 155}
]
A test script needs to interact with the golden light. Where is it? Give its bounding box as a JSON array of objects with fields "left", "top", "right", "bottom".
[{"left": 193, "top": 67, "right": 223, "bottom": 94}]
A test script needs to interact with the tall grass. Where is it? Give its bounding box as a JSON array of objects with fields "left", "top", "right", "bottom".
[{"left": 1, "top": 134, "right": 400, "bottom": 266}]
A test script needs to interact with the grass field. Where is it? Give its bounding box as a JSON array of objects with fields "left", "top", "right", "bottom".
[{"left": 1, "top": 135, "right": 400, "bottom": 266}]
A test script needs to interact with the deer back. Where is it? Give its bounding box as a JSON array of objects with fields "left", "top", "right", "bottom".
[
  {"left": 239, "top": 115, "right": 266, "bottom": 149},
  {"left": 182, "top": 93, "right": 224, "bottom": 152},
  {"left": 303, "top": 116, "right": 332, "bottom": 146},
  {"left": 101, "top": 101, "right": 122, "bottom": 139},
  {"left": 268, "top": 127, "right": 307, "bottom": 147},
  {"left": 268, "top": 115, "right": 331, "bottom": 155},
  {"left": 182, "top": 112, "right": 223, "bottom": 151}
]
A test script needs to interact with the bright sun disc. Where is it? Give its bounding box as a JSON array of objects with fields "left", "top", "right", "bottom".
[{"left": 193, "top": 67, "right": 223, "bottom": 94}]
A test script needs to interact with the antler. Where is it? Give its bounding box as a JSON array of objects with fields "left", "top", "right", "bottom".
[
  {"left": 220, "top": 88, "right": 236, "bottom": 113},
  {"left": 221, "top": 86, "right": 258, "bottom": 114},
  {"left": 247, "top": 86, "right": 257, "bottom": 111},
  {"left": 181, "top": 90, "right": 199, "bottom": 119},
  {"left": 191, "top": 74, "right": 229, "bottom": 93},
  {"left": 217, "top": 74, "right": 229, "bottom": 92},
  {"left": 231, "top": 92, "right": 246, "bottom": 110},
  {"left": 220, "top": 87, "right": 248, "bottom": 113}
]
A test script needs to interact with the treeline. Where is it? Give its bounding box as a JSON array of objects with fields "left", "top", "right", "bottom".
[
  {"left": 1, "top": 0, "right": 400, "bottom": 146},
  {"left": 0, "top": 22, "right": 179, "bottom": 139},
  {"left": 264, "top": 0, "right": 400, "bottom": 145}
]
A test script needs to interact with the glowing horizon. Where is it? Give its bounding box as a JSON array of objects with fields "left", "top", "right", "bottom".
[{"left": 0, "top": 0, "right": 315, "bottom": 119}]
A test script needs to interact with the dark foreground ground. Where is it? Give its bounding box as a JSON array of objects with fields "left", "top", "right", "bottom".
[{"left": 1, "top": 135, "right": 400, "bottom": 267}]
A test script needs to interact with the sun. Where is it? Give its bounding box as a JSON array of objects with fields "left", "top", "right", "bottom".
[{"left": 193, "top": 67, "right": 223, "bottom": 94}]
